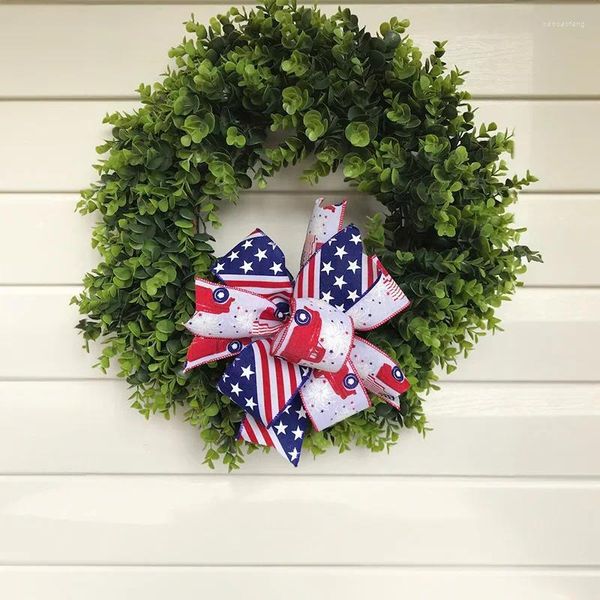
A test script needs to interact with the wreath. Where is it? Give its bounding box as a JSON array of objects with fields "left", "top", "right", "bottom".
[{"left": 74, "top": 0, "right": 540, "bottom": 469}]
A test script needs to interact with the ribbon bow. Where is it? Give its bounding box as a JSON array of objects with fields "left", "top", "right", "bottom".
[{"left": 183, "top": 198, "right": 411, "bottom": 466}]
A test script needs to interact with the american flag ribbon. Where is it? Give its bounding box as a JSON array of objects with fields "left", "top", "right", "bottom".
[
  {"left": 217, "top": 338, "right": 311, "bottom": 427},
  {"left": 211, "top": 228, "right": 293, "bottom": 306},
  {"left": 238, "top": 395, "right": 309, "bottom": 467},
  {"left": 295, "top": 225, "right": 366, "bottom": 311},
  {"left": 183, "top": 197, "right": 411, "bottom": 466}
]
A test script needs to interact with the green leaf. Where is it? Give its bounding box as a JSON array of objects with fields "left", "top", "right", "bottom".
[
  {"left": 281, "top": 50, "right": 310, "bottom": 77},
  {"left": 173, "top": 93, "right": 198, "bottom": 116},
  {"left": 156, "top": 320, "right": 175, "bottom": 335},
  {"left": 303, "top": 110, "right": 327, "bottom": 142},
  {"left": 113, "top": 267, "right": 132, "bottom": 281},
  {"left": 386, "top": 102, "right": 412, "bottom": 125},
  {"left": 226, "top": 126, "right": 246, "bottom": 148},
  {"left": 345, "top": 122, "right": 371, "bottom": 147},
  {"left": 182, "top": 114, "right": 215, "bottom": 143},
  {"left": 282, "top": 86, "right": 308, "bottom": 115},
  {"left": 343, "top": 154, "right": 366, "bottom": 178}
]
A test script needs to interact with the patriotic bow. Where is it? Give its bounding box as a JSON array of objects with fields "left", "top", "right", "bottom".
[{"left": 183, "top": 198, "right": 411, "bottom": 466}]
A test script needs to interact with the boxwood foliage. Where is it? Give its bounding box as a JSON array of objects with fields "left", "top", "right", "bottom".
[{"left": 74, "top": 0, "right": 540, "bottom": 469}]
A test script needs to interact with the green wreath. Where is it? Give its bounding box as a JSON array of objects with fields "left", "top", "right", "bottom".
[{"left": 74, "top": 0, "right": 540, "bottom": 469}]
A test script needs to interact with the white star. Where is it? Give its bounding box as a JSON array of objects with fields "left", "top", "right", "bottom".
[
  {"left": 322, "top": 261, "right": 334, "bottom": 275},
  {"left": 321, "top": 290, "right": 334, "bottom": 303},
  {"left": 334, "top": 245, "right": 348, "bottom": 259},
  {"left": 268, "top": 241, "right": 277, "bottom": 248},
  {"left": 214, "top": 262, "right": 225, "bottom": 273},
  {"left": 292, "top": 426, "right": 304, "bottom": 440},
  {"left": 242, "top": 240, "right": 253, "bottom": 249},
  {"left": 283, "top": 404, "right": 291, "bottom": 414},
  {"left": 288, "top": 447, "right": 300, "bottom": 462},
  {"left": 296, "top": 406, "right": 307, "bottom": 419},
  {"left": 245, "top": 397, "right": 256, "bottom": 409},
  {"left": 228, "top": 250, "right": 239, "bottom": 261},
  {"left": 335, "top": 303, "right": 345, "bottom": 310},
  {"left": 347, "top": 260, "right": 360, "bottom": 273},
  {"left": 254, "top": 248, "right": 267, "bottom": 261},
  {"left": 334, "top": 275, "right": 346, "bottom": 289},
  {"left": 350, "top": 233, "right": 362, "bottom": 244},
  {"left": 240, "top": 365, "right": 255, "bottom": 380},
  {"left": 222, "top": 373, "right": 229, "bottom": 380},
  {"left": 274, "top": 422, "right": 288, "bottom": 435},
  {"left": 241, "top": 260, "right": 253, "bottom": 273},
  {"left": 270, "top": 262, "right": 283, "bottom": 274},
  {"left": 347, "top": 289, "right": 359, "bottom": 302},
  {"left": 230, "top": 383, "right": 242, "bottom": 396}
]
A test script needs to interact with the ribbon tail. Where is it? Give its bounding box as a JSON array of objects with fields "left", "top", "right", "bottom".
[
  {"left": 299, "top": 359, "right": 370, "bottom": 431},
  {"left": 300, "top": 197, "right": 347, "bottom": 269},
  {"left": 238, "top": 395, "right": 308, "bottom": 467},
  {"left": 183, "top": 335, "right": 251, "bottom": 373},
  {"left": 185, "top": 278, "right": 283, "bottom": 338},
  {"left": 351, "top": 336, "right": 410, "bottom": 409},
  {"left": 218, "top": 339, "right": 311, "bottom": 427}
]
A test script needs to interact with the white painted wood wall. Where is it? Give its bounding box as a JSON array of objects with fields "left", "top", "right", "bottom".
[{"left": 0, "top": 2, "right": 599, "bottom": 598}]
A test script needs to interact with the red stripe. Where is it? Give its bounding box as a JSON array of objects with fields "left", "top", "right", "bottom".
[
  {"left": 254, "top": 419, "right": 273, "bottom": 445},
  {"left": 242, "top": 420, "right": 258, "bottom": 444},
  {"left": 247, "top": 417, "right": 275, "bottom": 447},
  {"left": 274, "top": 357, "right": 285, "bottom": 413},
  {"left": 258, "top": 422, "right": 275, "bottom": 446},
  {"left": 257, "top": 340, "right": 273, "bottom": 424},
  {"left": 296, "top": 266, "right": 305, "bottom": 298},
  {"left": 308, "top": 256, "right": 315, "bottom": 297}
]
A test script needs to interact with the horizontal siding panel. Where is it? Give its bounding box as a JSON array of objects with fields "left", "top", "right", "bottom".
[
  {"left": 0, "top": 287, "right": 596, "bottom": 381},
  {"left": 0, "top": 381, "right": 598, "bottom": 475},
  {"left": 1, "top": 475, "right": 599, "bottom": 565},
  {"left": 1, "top": 566, "right": 599, "bottom": 600},
  {"left": 0, "top": 192, "right": 597, "bottom": 287},
  {"left": 0, "top": 193, "right": 377, "bottom": 285},
  {"left": 0, "top": 4, "right": 597, "bottom": 97},
  {"left": 1, "top": 100, "right": 598, "bottom": 193}
]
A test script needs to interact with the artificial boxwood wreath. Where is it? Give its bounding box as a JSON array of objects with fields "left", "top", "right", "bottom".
[{"left": 74, "top": 0, "right": 540, "bottom": 469}]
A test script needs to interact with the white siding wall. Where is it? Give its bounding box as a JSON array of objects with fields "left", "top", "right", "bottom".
[{"left": 0, "top": 3, "right": 598, "bottom": 598}]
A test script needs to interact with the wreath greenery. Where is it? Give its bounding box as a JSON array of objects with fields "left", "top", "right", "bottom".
[{"left": 74, "top": 0, "right": 540, "bottom": 469}]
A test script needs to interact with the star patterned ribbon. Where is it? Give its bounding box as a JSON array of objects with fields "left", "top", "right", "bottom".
[{"left": 183, "top": 198, "right": 411, "bottom": 466}]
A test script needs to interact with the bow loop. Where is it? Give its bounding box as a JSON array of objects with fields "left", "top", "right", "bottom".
[
  {"left": 212, "top": 228, "right": 294, "bottom": 306},
  {"left": 351, "top": 337, "right": 409, "bottom": 408},
  {"left": 271, "top": 297, "right": 354, "bottom": 373},
  {"left": 185, "top": 278, "right": 285, "bottom": 339},
  {"left": 299, "top": 359, "right": 371, "bottom": 431},
  {"left": 183, "top": 335, "right": 251, "bottom": 373}
]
